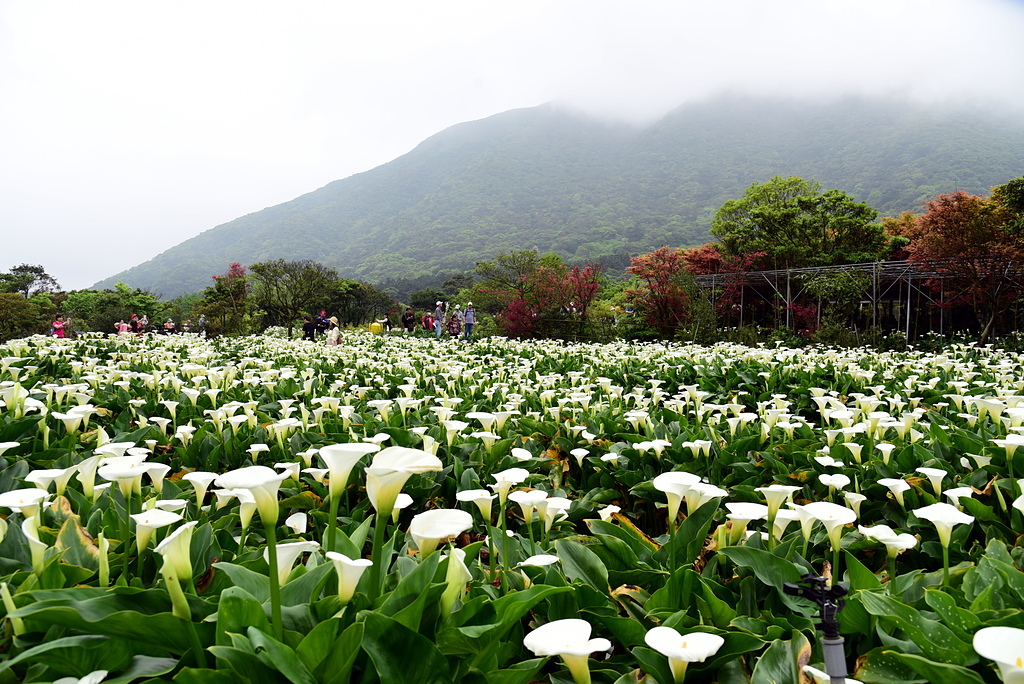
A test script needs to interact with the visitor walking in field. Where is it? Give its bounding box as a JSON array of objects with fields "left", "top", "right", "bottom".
[
  {"left": 463, "top": 302, "right": 476, "bottom": 341},
  {"left": 434, "top": 301, "right": 445, "bottom": 337}
]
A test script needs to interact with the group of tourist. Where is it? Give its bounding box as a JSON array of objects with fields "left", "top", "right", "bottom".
[
  {"left": 430, "top": 300, "right": 476, "bottom": 340},
  {"left": 302, "top": 311, "right": 342, "bottom": 345},
  {"left": 113, "top": 314, "right": 202, "bottom": 336},
  {"left": 301, "top": 302, "right": 478, "bottom": 344},
  {"left": 45, "top": 313, "right": 205, "bottom": 339}
]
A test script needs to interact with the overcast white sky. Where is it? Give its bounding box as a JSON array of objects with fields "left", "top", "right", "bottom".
[{"left": 2, "top": 0, "right": 1023, "bottom": 291}]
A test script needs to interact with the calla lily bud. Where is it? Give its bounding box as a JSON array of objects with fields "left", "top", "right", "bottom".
[
  {"left": 22, "top": 517, "right": 47, "bottom": 576},
  {"left": 973, "top": 626, "right": 1024, "bottom": 683},
  {"left": 913, "top": 502, "right": 974, "bottom": 548},
  {"left": 440, "top": 547, "right": 472, "bottom": 615},
  {"left": 489, "top": 467, "right": 529, "bottom": 505},
  {"left": 456, "top": 489, "right": 495, "bottom": 522},
  {"left": 654, "top": 472, "right": 701, "bottom": 529},
  {"left": 155, "top": 521, "right": 198, "bottom": 586},
  {"left": 0, "top": 488, "right": 50, "bottom": 523},
  {"left": 0, "top": 582, "right": 25, "bottom": 635}
]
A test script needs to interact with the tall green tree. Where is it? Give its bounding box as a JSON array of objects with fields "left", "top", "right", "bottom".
[
  {"left": 441, "top": 274, "right": 474, "bottom": 295},
  {"left": 992, "top": 175, "right": 1024, "bottom": 229},
  {"left": 473, "top": 250, "right": 542, "bottom": 313},
  {"left": 0, "top": 264, "right": 60, "bottom": 297},
  {"left": 711, "top": 176, "right": 887, "bottom": 269},
  {"left": 324, "top": 278, "right": 380, "bottom": 327},
  {"left": 197, "top": 263, "right": 252, "bottom": 335},
  {"left": 348, "top": 283, "right": 397, "bottom": 326},
  {"left": 249, "top": 259, "right": 338, "bottom": 337},
  {"left": 64, "top": 283, "right": 167, "bottom": 332},
  {"left": 409, "top": 288, "right": 445, "bottom": 312},
  {"left": 0, "top": 293, "right": 35, "bottom": 341}
]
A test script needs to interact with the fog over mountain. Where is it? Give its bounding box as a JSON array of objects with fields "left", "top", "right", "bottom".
[{"left": 3, "top": 1, "right": 1023, "bottom": 291}]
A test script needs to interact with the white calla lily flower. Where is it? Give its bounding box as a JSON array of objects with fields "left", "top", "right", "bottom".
[
  {"left": 408, "top": 508, "right": 473, "bottom": 557},
  {"left": 523, "top": 618, "right": 611, "bottom": 684},
  {"left": 645, "top": 626, "right": 725, "bottom": 683}
]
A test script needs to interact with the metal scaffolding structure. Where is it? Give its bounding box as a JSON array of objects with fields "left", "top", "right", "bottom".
[{"left": 694, "top": 258, "right": 1024, "bottom": 338}]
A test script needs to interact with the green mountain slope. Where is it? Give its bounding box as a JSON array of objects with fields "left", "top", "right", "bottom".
[{"left": 94, "top": 97, "right": 1024, "bottom": 298}]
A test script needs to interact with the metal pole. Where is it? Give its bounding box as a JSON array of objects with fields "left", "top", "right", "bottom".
[
  {"left": 872, "top": 264, "right": 877, "bottom": 330},
  {"left": 906, "top": 276, "right": 912, "bottom": 346},
  {"left": 786, "top": 271, "right": 791, "bottom": 329}
]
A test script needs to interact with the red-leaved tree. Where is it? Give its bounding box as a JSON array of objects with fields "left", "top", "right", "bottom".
[
  {"left": 905, "top": 191, "right": 1022, "bottom": 344},
  {"left": 626, "top": 247, "right": 695, "bottom": 338},
  {"left": 682, "top": 243, "right": 725, "bottom": 275},
  {"left": 497, "top": 263, "right": 602, "bottom": 339}
]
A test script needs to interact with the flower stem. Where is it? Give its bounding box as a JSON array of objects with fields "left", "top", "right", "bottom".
[
  {"left": 486, "top": 521, "right": 497, "bottom": 582},
  {"left": 369, "top": 511, "right": 387, "bottom": 601},
  {"left": 236, "top": 527, "right": 248, "bottom": 557},
  {"left": 264, "top": 522, "right": 283, "bottom": 640},
  {"left": 525, "top": 511, "right": 537, "bottom": 554},
  {"left": 121, "top": 487, "right": 132, "bottom": 583},
  {"left": 993, "top": 479, "right": 1008, "bottom": 513},
  {"left": 667, "top": 527, "right": 678, "bottom": 607},
  {"left": 499, "top": 502, "right": 510, "bottom": 593},
  {"left": 185, "top": 616, "right": 208, "bottom": 668},
  {"left": 942, "top": 543, "right": 950, "bottom": 587},
  {"left": 326, "top": 494, "right": 340, "bottom": 552},
  {"left": 888, "top": 550, "right": 899, "bottom": 595}
]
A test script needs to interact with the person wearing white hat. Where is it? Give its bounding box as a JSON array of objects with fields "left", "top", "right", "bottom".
[
  {"left": 447, "top": 304, "right": 464, "bottom": 338},
  {"left": 433, "top": 301, "right": 445, "bottom": 338},
  {"left": 463, "top": 302, "right": 476, "bottom": 341}
]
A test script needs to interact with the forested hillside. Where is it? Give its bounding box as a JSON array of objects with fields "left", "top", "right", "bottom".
[{"left": 94, "top": 97, "right": 1024, "bottom": 297}]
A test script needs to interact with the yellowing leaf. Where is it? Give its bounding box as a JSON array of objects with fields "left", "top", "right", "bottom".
[{"left": 56, "top": 517, "right": 100, "bottom": 572}]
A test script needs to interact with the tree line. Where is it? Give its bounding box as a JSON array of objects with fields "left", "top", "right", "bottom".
[{"left": 3, "top": 173, "right": 1022, "bottom": 345}]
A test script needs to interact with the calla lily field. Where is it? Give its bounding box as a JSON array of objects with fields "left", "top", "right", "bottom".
[{"left": 1, "top": 332, "right": 1024, "bottom": 683}]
